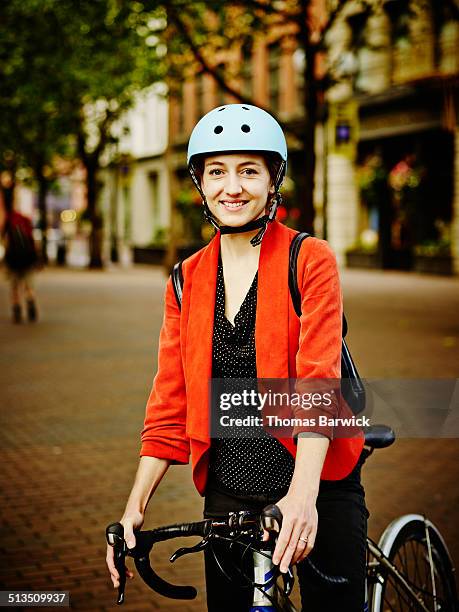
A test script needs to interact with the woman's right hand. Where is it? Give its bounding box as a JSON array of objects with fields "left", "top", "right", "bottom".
[{"left": 106, "top": 509, "right": 145, "bottom": 589}]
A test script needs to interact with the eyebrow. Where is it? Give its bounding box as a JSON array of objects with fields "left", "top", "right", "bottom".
[{"left": 205, "top": 160, "right": 261, "bottom": 168}]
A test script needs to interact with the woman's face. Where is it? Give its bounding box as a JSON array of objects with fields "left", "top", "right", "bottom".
[{"left": 200, "top": 153, "right": 274, "bottom": 227}]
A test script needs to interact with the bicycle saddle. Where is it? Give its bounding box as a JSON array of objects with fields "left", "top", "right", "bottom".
[{"left": 364, "top": 424, "right": 395, "bottom": 449}]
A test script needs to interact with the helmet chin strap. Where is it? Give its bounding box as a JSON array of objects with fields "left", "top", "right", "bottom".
[
  {"left": 188, "top": 160, "right": 284, "bottom": 247},
  {"left": 202, "top": 193, "right": 282, "bottom": 247}
]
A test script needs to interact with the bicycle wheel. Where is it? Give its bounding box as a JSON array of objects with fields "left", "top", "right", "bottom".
[{"left": 372, "top": 514, "right": 457, "bottom": 612}]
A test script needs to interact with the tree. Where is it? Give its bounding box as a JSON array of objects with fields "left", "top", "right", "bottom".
[
  {"left": 0, "top": 0, "right": 79, "bottom": 261},
  {"left": 0, "top": 0, "right": 167, "bottom": 268},
  {"left": 158, "top": 0, "right": 351, "bottom": 235},
  {"left": 64, "top": 0, "right": 167, "bottom": 267},
  {"left": 158, "top": 0, "right": 459, "bottom": 236}
]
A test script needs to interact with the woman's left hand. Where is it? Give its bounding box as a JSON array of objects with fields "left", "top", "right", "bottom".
[{"left": 262, "top": 490, "right": 318, "bottom": 573}]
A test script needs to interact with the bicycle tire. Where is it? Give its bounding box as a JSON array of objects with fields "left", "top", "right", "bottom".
[{"left": 371, "top": 514, "right": 457, "bottom": 612}]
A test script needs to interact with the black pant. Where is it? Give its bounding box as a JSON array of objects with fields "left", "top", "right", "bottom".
[{"left": 203, "top": 455, "right": 369, "bottom": 611}]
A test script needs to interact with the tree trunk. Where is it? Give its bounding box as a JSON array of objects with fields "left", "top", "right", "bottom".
[
  {"left": 298, "top": 0, "right": 317, "bottom": 235},
  {"left": 85, "top": 161, "right": 104, "bottom": 269},
  {"left": 36, "top": 171, "right": 49, "bottom": 264},
  {"left": 164, "top": 98, "right": 179, "bottom": 275}
]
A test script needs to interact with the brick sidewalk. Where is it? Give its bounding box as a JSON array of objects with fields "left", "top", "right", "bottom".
[{"left": 0, "top": 265, "right": 458, "bottom": 610}]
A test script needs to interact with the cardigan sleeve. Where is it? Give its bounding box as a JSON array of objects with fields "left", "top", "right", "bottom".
[
  {"left": 139, "top": 276, "right": 190, "bottom": 464},
  {"left": 292, "top": 238, "right": 343, "bottom": 441}
]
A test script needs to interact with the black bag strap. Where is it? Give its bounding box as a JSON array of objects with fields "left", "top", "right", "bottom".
[
  {"left": 289, "top": 232, "right": 348, "bottom": 338},
  {"left": 171, "top": 261, "right": 184, "bottom": 310},
  {"left": 288, "top": 232, "right": 311, "bottom": 318}
]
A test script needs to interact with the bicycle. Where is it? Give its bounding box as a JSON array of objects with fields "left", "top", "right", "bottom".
[{"left": 106, "top": 425, "right": 458, "bottom": 611}]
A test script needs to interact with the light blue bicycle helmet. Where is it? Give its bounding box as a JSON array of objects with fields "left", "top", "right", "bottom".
[{"left": 187, "top": 104, "right": 288, "bottom": 246}]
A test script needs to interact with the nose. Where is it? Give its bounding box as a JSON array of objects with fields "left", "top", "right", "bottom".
[{"left": 224, "top": 171, "right": 243, "bottom": 196}]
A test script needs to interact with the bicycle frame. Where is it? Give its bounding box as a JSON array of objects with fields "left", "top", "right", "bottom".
[
  {"left": 106, "top": 505, "right": 342, "bottom": 611},
  {"left": 108, "top": 513, "right": 454, "bottom": 612},
  {"left": 108, "top": 425, "right": 458, "bottom": 611},
  {"left": 250, "top": 534, "right": 440, "bottom": 612},
  {"left": 367, "top": 537, "right": 431, "bottom": 612},
  {"left": 250, "top": 547, "right": 297, "bottom": 612}
]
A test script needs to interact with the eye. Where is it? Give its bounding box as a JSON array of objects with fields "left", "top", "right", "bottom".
[
  {"left": 242, "top": 168, "right": 257, "bottom": 175},
  {"left": 209, "top": 168, "right": 223, "bottom": 176}
]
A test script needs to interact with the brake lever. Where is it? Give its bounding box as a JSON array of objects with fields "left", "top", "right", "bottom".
[
  {"left": 282, "top": 567, "right": 295, "bottom": 596},
  {"left": 106, "top": 522, "right": 129, "bottom": 605},
  {"left": 170, "top": 534, "right": 210, "bottom": 562},
  {"left": 106, "top": 524, "right": 158, "bottom": 605}
]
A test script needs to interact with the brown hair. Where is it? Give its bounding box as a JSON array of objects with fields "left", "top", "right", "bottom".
[{"left": 191, "top": 151, "right": 283, "bottom": 190}]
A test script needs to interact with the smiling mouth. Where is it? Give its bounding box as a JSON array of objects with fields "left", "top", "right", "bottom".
[{"left": 220, "top": 200, "right": 249, "bottom": 209}]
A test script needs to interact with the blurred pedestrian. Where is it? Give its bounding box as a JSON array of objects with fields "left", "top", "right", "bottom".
[{"left": 1, "top": 198, "right": 40, "bottom": 324}]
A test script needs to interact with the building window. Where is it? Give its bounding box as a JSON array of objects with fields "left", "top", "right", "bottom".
[{"left": 268, "top": 42, "right": 281, "bottom": 113}]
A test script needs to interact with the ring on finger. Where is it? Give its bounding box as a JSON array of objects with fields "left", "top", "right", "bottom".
[{"left": 299, "top": 536, "right": 308, "bottom": 544}]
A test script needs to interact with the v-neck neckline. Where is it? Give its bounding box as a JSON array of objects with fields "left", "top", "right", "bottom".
[{"left": 217, "top": 257, "right": 258, "bottom": 329}]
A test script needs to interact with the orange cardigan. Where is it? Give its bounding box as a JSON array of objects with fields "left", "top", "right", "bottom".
[{"left": 140, "top": 220, "right": 364, "bottom": 496}]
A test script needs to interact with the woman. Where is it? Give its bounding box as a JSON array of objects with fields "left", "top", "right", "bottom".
[{"left": 106, "top": 104, "right": 368, "bottom": 611}]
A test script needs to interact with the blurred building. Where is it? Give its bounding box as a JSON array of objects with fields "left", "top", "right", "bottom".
[
  {"left": 327, "top": 0, "right": 459, "bottom": 275},
  {"left": 98, "top": 84, "right": 169, "bottom": 265},
  {"left": 168, "top": 0, "right": 459, "bottom": 275},
  {"left": 99, "top": 0, "right": 458, "bottom": 275}
]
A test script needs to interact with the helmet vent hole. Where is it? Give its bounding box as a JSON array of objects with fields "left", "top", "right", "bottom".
[
  {"left": 214, "top": 125, "right": 224, "bottom": 134},
  {"left": 241, "top": 124, "right": 251, "bottom": 133},
  {"left": 242, "top": 106, "right": 250, "bottom": 110},
  {"left": 217, "top": 107, "right": 226, "bottom": 111}
]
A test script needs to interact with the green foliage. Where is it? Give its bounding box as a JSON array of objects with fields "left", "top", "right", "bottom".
[
  {"left": 65, "top": 0, "right": 167, "bottom": 152},
  {"left": 151, "top": 225, "right": 168, "bottom": 246},
  {"left": 357, "top": 154, "right": 388, "bottom": 209},
  {"left": 0, "top": 0, "right": 78, "bottom": 174},
  {"left": 0, "top": 0, "right": 166, "bottom": 178},
  {"left": 414, "top": 239, "right": 451, "bottom": 257},
  {"left": 345, "top": 240, "right": 378, "bottom": 255},
  {"left": 176, "top": 186, "right": 204, "bottom": 242}
]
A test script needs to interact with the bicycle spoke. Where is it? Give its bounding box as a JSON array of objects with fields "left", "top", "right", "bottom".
[
  {"left": 383, "top": 595, "right": 399, "bottom": 612},
  {"left": 379, "top": 526, "right": 457, "bottom": 612},
  {"left": 400, "top": 542, "right": 417, "bottom": 609},
  {"left": 410, "top": 539, "right": 424, "bottom": 595},
  {"left": 398, "top": 543, "right": 408, "bottom": 577},
  {"left": 385, "top": 573, "right": 413, "bottom": 611}
]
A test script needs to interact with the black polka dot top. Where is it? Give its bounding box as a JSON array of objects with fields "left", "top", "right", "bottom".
[{"left": 208, "top": 254, "right": 295, "bottom": 497}]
